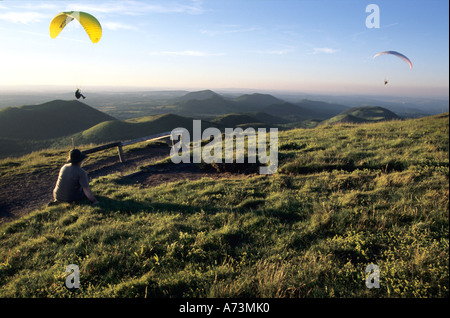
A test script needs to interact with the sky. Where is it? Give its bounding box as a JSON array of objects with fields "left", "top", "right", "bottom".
[{"left": 0, "top": 0, "right": 448, "bottom": 98}]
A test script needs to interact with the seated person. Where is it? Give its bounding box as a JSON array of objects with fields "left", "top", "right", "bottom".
[{"left": 53, "top": 149, "right": 98, "bottom": 204}]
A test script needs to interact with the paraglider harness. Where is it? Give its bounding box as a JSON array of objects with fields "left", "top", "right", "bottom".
[{"left": 75, "top": 89, "right": 86, "bottom": 99}]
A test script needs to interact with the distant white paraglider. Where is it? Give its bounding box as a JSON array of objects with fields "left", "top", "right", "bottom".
[
  {"left": 373, "top": 51, "right": 412, "bottom": 86},
  {"left": 373, "top": 51, "right": 413, "bottom": 69}
]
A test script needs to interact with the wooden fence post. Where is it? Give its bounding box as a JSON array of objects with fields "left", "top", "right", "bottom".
[{"left": 117, "top": 144, "right": 125, "bottom": 163}]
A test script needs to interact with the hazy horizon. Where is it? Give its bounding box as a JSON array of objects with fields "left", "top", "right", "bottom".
[
  {"left": 1, "top": 84, "right": 448, "bottom": 118},
  {"left": 1, "top": 83, "right": 449, "bottom": 100}
]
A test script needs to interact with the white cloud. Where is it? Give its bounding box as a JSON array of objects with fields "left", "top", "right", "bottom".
[
  {"left": 148, "top": 50, "right": 224, "bottom": 57},
  {"left": 102, "top": 22, "right": 138, "bottom": 31},
  {"left": 312, "top": 47, "right": 340, "bottom": 54},
  {"left": 0, "top": 11, "right": 46, "bottom": 24}
]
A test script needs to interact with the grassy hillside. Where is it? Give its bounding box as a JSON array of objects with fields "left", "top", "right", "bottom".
[
  {"left": 326, "top": 106, "right": 400, "bottom": 125},
  {"left": 0, "top": 113, "right": 448, "bottom": 298},
  {"left": 210, "top": 112, "right": 286, "bottom": 127},
  {"left": 0, "top": 100, "right": 116, "bottom": 158},
  {"left": 0, "top": 100, "right": 115, "bottom": 140},
  {"left": 0, "top": 110, "right": 216, "bottom": 158},
  {"left": 0, "top": 137, "right": 54, "bottom": 160},
  {"left": 62, "top": 114, "right": 222, "bottom": 147},
  {"left": 69, "top": 114, "right": 202, "bottom": 145}
]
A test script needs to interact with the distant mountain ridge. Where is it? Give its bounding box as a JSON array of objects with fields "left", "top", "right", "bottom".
[
  {"left": 233, "top": 93, "right": 285, "bottom": 109},
  {"left": 171, "top": 90, "right": 350, "bottom": 120},
  {"left": 174, "top": 89, "right": 220, "bottom": 102},
  {"left": 176, "top": 94, "right": 236, "bottom": 115}
]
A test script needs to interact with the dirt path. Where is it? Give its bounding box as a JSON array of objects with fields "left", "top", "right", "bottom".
[
  {"left": 0, "top": 144, "right": 252, "bottom": 224},
  {"left": 0, "top": 144, "right": 165, "bottom": 223}
]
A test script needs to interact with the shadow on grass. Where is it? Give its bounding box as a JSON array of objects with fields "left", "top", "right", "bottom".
[
  {"left": 95, "top": 195, "right": 209, "bottom": 217},
  {"left": 93, "top": 195, "right": 308, "bottom": 227}
]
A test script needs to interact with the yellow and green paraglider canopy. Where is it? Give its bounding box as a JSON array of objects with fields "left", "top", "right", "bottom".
[{"left": 49, "top": 11, "right": 102, "bottom": 43}]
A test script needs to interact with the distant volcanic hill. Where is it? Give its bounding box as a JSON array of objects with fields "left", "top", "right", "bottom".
[
  {"left": 0, "top": 100, "right": 115, "bottom": 140},
  {"left": 325, "top": 106, "right": 400, "bottom": 124}
]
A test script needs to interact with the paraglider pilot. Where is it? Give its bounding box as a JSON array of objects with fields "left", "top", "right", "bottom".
[{"left": 75, "top": 88, "right": 86, "bottom": 99}]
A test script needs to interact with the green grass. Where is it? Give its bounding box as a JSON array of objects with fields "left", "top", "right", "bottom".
[
  {"left": 324, "top": 106, "right": 400, "bottom": 125},
  {"left": 0, "top": 113, "right": 448, "bottom": 298}
]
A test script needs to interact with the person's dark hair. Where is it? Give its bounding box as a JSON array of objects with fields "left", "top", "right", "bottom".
[{"left": 67, "top": 149, "right": 86, "bottom": 164}]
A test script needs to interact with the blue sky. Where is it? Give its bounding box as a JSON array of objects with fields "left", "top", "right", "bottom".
[{"left": 0, "top": 0, "right": 448, "bottom": 98}]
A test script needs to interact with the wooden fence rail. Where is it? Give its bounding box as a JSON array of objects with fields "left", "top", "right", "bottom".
[
  {"left": 121, "top": 131, "right": 173, "bottom": 146},
  {"left": 82, "top": 131, "right": 176, "bottom": 163}
]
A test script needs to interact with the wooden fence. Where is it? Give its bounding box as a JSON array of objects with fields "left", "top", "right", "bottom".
[{"left": 82, "top": 130, "right": 183, "bottom": 163}]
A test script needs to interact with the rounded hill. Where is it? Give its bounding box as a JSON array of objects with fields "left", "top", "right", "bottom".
[
  {"left": 74, "top": 113, "right": 214, "bottom": 145},
  {"left": 326, "top": 106, "right": 400, "bottom": 124},
  {"left": 0, "top": 100, "right": 115, "bottom": 140}
]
